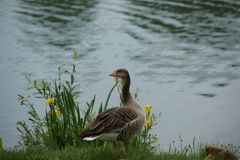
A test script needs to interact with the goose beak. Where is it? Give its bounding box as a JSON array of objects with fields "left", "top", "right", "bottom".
[{"left": 109, "top": 70, "right": 117, "bottom": 77}]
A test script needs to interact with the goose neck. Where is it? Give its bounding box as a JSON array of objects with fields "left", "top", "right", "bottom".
[{"left": 122, "top": 76, "right": 131, "bottom": 104}]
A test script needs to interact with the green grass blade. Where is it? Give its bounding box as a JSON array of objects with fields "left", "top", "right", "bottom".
[{"left": 103, "top": 80, "right": 119, "bottom": 111}]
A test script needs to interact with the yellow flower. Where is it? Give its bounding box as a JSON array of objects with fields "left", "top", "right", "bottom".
[
  {"left": 144, "top": 104, "right": 152, "bottom": 113},
  {"left": 45, "top": 97, "right": 55, "bottom": 105},
  {"left": 72, "top": 51, "right": 78, "bottom": 60},
  {"left": 144, "top": 117, "right": 152, "bottom": 126},
  {"left": 54, "top": 109, "right": 61, "bottom": 118}
]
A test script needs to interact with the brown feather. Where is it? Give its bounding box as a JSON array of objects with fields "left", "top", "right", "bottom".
[{"left": 80, "top": 107, "right": 137, "bottom": 138}]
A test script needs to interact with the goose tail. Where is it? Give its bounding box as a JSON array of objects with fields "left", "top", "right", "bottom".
[{"left": 82, "top": 135, "right": 101, "bottom": 141}]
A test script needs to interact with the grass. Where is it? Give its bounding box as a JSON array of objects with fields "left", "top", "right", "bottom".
[{"left": 0, "top": 144, "right": 205, "bottom": 160}]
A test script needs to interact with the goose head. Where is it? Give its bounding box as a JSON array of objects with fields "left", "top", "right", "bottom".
[{"left": 109, "top": 68, "right": 130, "bottom": 80}]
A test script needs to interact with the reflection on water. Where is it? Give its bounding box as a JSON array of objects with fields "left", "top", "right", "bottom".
[
  {"left": 16, "top": 0, "right": 98, "bottom": 50},
  {"left": 127, "top": 0, "right": 240, "bottom": 48},
  {"left": 0, "top": 0, "right": 240, "bottom": 149}
]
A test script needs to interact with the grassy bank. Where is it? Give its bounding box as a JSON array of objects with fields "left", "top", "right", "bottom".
[{"left": 0, "top": 145, "right": 205, "bottom": 160}]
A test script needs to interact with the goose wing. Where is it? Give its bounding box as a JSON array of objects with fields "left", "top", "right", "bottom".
[{"left": 80, "top": 107, "right": 137, "bottom": 138}]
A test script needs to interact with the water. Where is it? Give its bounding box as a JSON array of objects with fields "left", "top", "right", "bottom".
[{"left": 0, "top": 0, "right": 240, "bottom": 149}]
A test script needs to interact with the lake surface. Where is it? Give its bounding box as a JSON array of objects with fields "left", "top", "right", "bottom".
[{"left": 0, "top": 0, "right": 240, "bottom": 149}]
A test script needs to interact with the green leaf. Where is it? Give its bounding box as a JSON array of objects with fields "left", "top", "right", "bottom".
[
  {"left": 72, "top": 64, "right": 76, "bottom": 73},
  {"left": 0, "top": 137, "right": 3, "bottom": 150},
  {"left": 104, "top": 80, "right": 119, "bottom": 111},
  {"left": 98, "top": 103, "right": 103, "bottom": 114},
  {"left": 71, "top": 75, "right": 74, "bottom": 85}
]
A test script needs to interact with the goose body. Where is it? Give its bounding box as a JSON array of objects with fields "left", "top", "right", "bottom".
[
  {"left": 80, "top": 68, "right": 145, "bottom": 154},
  {"left": 81, "top": 105, "right": 144, "bottom": 142}
]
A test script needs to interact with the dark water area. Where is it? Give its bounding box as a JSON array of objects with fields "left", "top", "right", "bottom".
[{"left": 0, "top": 0, "right": 240, "bottom": 149}]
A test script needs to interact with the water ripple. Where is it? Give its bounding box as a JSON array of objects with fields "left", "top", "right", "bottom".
[{"left": 15, "top": 0, "right": 99, "bottom": 50}]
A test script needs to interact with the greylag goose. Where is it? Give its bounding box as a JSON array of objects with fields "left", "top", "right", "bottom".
[{"left": 80, "top": 68, "right": 145, "bottom": 155}]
